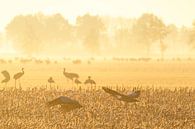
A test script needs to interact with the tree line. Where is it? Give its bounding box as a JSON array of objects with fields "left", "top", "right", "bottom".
[{"left": 1, "top": 13, "right": 195, "bottom": 58}]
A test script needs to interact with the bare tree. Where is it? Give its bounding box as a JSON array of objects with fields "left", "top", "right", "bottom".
[
  {"left": 6, "top": 13, "right": 72, "bottom": 56},
  {"left": 133, "top": 13, "right": 167, "bottom": 57},
  {"left": 76, "top": 14, "right": 105, "bottom": 54}
]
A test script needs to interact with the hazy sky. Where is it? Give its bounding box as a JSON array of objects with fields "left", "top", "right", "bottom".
[{"left": 0, "top": 0, "right": 194, "bottom": 31}]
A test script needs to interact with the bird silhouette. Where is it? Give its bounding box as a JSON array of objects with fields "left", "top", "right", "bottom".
[
  {"left": 48, "top": 77, "right": 55, "bottom": 89},
  {"left": 1, "top": 70, "right": 10, "bottom": 86},
  {"left": 63, "top": 68, "right": 79, "bottom": 82},
  {"left": 74, "top": 77, "right": 82, "bottom": 86},
  {"left": 102, "top": 87, "right": 140, "bottom": 103},
  {"left": 47, "top": 96, "right": 82, "bottom": 113},
  {"left": 13, "top": 68, "right": 24, "bottom": 88},
  {"left": 84, "top": 76, "right": 96, "bottom": 86}
]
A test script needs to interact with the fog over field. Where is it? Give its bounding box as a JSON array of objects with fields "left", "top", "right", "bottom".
[
  {"left": 0, "top": 1, "right": 194, "bottom": 129},
  {"left": 0, "top": 0, "right": 195, "bottom": 58}
]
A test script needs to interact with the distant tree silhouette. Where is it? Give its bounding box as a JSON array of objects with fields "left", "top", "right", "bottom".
[
  {"left": 4, "top": 12, "right": 195, "bottom": 58},
  {"left": 6, "top": 13, "right": 72, "bottom": 55},
  {"left": 160, "top": 39, "right": 167, "bottom": 60},
  {"left": 6, "top": 14, "right": 43, "bottom": 54},
  {"left": 76, "top": 14, "right": 105, "bottom": 54},
  {"left": 115, "top": 28, "right": 132, "bottom": 54},
  {"left": 133, "top": 13, "right": 167, "bottom": 57}
]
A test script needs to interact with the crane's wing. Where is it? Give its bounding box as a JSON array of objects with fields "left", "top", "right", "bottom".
[
  {"left": 1, "top": 71, "right": 10, "bottom": 79},
  {"left": 75, "top": 79, "right": 82, "bottom": 84},
  {"left": 69, "top": 72, "right": 79, "bottom": 78},
  {"left": 84, "top": 80, "right": 89, "bottom": 84},
  {"left": 47, "top": 96, "right": 81, "bottom": 107},
  {"left": 102, "top": 87, "right": 124, "bottom": 97},
  {"left": 102, "top": 87, "right": 139, "bottom": 103},
  {"left": 1, "top": 70, "right": 10, "bottom": 83},
  {"left": 92, "top": 80, "right": 96, "bottom": 84}
]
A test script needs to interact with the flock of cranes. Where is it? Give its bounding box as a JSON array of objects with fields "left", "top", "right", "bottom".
[
  {"left": 1, "top": 68, "right": 96, "bottom": 88},
  {"left": 47, "top": 68, "right": 96, "bottom": 87},
  {"left": 1, "top": 67, "right": 141, "bottom": 114}
]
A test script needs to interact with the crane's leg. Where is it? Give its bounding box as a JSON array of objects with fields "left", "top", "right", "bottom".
[
  {"left": 19, "top": 79, "right": 21, "bottom": 89},
  {"left": 15, "top": 80, "right": 16, "bottom": 89},
  {"left": 94, "top": 84, "right": 96, "bottom": 90},
  {"left": 79, "top": 85, "right": 82, "bottom": 92},
  {"left": 49, "top": 83, "right": 51, "bottom": 90}
]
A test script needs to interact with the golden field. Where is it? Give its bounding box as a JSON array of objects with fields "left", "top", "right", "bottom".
[
  {"left": 0, "top": 58, "right": 194, "bottom": 129},
  {"left": 0, "top": 86, "right": 194, "bottom": 129},
  {"left": 0, "top": 58, "right": 195, "bottom": 89}
]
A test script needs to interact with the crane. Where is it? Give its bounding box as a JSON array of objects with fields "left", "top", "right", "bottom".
[
  {"left": 102, "top": 87, "right": 140, "bottom": 103},
  {"left": 47, "top": 96, "right": 82, "bottom": 113},
  {"left": 74, "top": 77, "right": 82, "bottom": 86},
  {"left": 84, "top": 76, "right": 96, "bottom": 86},
  {"left": 63, "top": 68, "right": 79, "bottom": 82},
  {"left": 48, "top": 77, "right": 55, "bottom": 89},
  {"left": 13, "top": 68, "right": 24, "bottom": 89}
]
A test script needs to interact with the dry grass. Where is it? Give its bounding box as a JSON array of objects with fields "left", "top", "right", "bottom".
[
  {"left": 0, "top": 87, "right": 194, "bottom": 129},
  {"left": 0, "top": 58, "right": 194, "bottom": 128}
]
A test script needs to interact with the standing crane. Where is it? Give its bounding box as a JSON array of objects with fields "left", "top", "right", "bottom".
[
  {"left": 48, "top": 77, "right": 55, "bottom": 89},
  {"left": 74, "top": 77, "right": 82, "bottom": 86},
  {"left": 84, "top": 76, "right": 96, "bottom": 86},
  {"left": 1, "top": 70, "right": 10, "bottom": 86},
  {"left": 63, "top": 68, "right": 79, "bottom": 82},
  {"left": 13, "top": 68, "right": 24, "bottom": 89}
]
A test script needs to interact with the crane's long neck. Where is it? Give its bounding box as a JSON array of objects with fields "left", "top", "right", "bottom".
[{"left": 22, "top": 69, "right": 24, "bottom": 74}]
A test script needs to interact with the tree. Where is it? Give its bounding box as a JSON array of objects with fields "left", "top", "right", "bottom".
[
  {"left": 6, "top": 15, "right": 43, "bottom": 55},
  {"left": 159, "top": 40, "right": 167, "bottom": 60},
  {"left": 133, "top": 13, "right": 167, "bottom": 57},
  {"left": 76, "top": 14, "right": 105, "bottom": 54},
  {"left": 115, "top": 28, "right": 132, "bottom": 54},
  {"left": 44, "top": 13, "right": 72, "bottom": 43},
  {"left": 6, "top": 13, "right": 72, "bottom": 55}
]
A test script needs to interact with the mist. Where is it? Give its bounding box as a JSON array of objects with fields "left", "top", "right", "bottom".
[{"left": 1, "top": 13, "right": 195, "bottom": 59}]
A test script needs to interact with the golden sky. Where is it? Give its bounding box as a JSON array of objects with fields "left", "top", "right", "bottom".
[{"left": 0, "top": 0, "right": 194, "bottom": 32}]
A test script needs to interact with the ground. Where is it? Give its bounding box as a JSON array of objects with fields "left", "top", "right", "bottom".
[{"left": 0, "top": 58, "right": 194, "bottom": 128}]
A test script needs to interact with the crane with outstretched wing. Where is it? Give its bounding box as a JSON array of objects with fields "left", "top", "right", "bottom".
[
  {"left": 47, "top": 96, "right": 82, "bottom": 113},
  {"left": 102, "top": 87, "right": 140, "bottom": 103}
]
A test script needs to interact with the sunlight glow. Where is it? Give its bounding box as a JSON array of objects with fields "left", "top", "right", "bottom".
[
  {"left": 0, "top": 43, "right": 17, "bottom": 55},
  {"left": 0, "top": 0, "right": 195, "bottom": 31}
]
